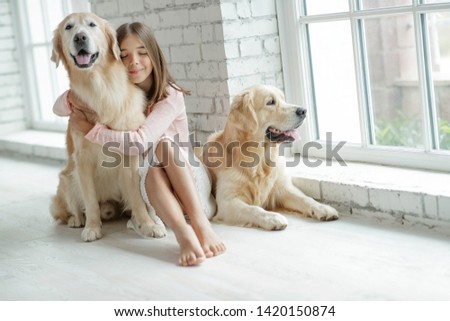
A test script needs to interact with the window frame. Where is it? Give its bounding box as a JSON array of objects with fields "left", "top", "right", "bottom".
[
  {"left": 11, "top": 0, "right": 90, "bottom": 132},
  {"left": 277, "top": 0, "right": 450, "bottom": 172}
]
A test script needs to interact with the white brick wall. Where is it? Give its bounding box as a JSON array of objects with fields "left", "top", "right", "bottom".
[
  {"left": 250, "top": 0, "right": 276, "bottom": 17},
  {"left": 370, "top": 189, "right": 424, "bottom": 216},
  {"left": 439, "top": 196, "right": 450, "bottom": 221},
  {"left": 171, "top": 44, "right": 202, "bottom": 62},
  {"left": 240, "top": 38, "right": 263, "bottom": 57},
  {"left": 118, "top": 0, "right": 145, "bottom": 15},
  {"left": 91, "top": 0, "right": 282, "bottom": 143},
  {"left": 220, "top": 0, "right": 283, "bottom": 97},
  {"left": 0, "top": 0, "right": 26, "bottom": 135},
  {"left": 423, "top": 194, "right": 438, "bottom": 219},
  {"left": 322, "top": 181, "right": 370, "bottom": 208}
]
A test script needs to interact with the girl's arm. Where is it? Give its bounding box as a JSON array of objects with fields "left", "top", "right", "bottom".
[
  {"left": 53, "top": 90, "right": 96, "bottom": 134},
  {"left": 53, "top": 90, "right": 94, "bottom": 116},
  {"left": 85, "top": 87, "right": 185, "bottom": 156},
  {"left": 53, "top": 90, "right": 71, "bottom": 116}
]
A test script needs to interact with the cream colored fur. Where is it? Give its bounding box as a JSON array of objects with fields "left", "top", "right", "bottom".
[
  {"left": 204, "top": 85, "right": 339, "bottom": 230},
  {"left": 50, "top": 13, "right": 165, "bottom": 241}
]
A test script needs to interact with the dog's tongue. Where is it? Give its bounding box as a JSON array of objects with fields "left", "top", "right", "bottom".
[
  {"left": 284, "top": 129, "right": 300, "bottom": 140},
  {"left": 76, "top": 53, "right": 92, "bottom": 65},
  {"left": 270, "top": 127, "right": 300, "bottom": 140}
]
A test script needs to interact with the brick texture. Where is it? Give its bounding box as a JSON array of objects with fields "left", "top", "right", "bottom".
[{"left": 0, "top": 0, "right": 25, "bottom": 135}]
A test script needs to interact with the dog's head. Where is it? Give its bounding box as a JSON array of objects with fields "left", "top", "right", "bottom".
[
  {"left": 51, "top": 12, "right": 120, "bottom": 70},
  {"left": 229, "top": 85, "right": 306, "bottom": 143}
]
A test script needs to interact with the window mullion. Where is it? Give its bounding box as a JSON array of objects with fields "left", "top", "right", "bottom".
[
  {"left": 42, "top": 0, "right": 59, "bottom": 106},
  {"left": 350, "top": 0, "right": 373, "bottom": 148},
  {"left": 20, "top": 0, "right": 41, "bottom": 126},
  {"left": 298, "top": 1, "right": 320, "bottom": 141},
  {"left": 276, "top": 0, "right": 318, "bottom": 156},
  {"left": 303, "top": 24, "right": 320, "bottom": 141},
  {"left": 414, "top": 5, "right": 438, "bottom": 151}
]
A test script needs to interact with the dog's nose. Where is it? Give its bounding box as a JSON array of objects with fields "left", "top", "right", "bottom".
[
  {"left": 74, "top": 32, "right": 88, "bottom": 44},
  {"left": 296, "top": 107, "right": 307, "bottom": 117}
]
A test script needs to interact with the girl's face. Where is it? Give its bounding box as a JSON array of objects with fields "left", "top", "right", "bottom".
[{"left": 119, "top": 34, "right": 153, "bottom": 91}]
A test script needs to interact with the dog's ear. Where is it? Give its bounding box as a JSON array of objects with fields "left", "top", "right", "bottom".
[
  {"left": 105, "top": 21, "right": 121, "bottom": 61},
  {"left": 230, "top": 90, "right": 258, "bottom": 134},
  {"left": 50, "top": 27, "right": 62, "bottom": 67}
]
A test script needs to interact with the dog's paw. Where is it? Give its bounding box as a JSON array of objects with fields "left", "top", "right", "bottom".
[
  {"left": 260, "top": 213, "right": 288, "bottom": 231},
  {"left": 150, "top": 224, "right": 167, "bottom": 238},
  {"left": 128, "top": 220, "right": 167, "bottom": 239},
  {"left": 68, "top": 215, "right": 85, "bottom": 228},
  {"left": 81, "top": 227, "right": 103, "bottom": 242},
  {"left": 310, "top": 204, "right": 339, "bottom": 221}
]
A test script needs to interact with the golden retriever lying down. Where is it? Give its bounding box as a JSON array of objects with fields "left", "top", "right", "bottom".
[
  {"left": 50, "top": 13, "right": 165, "bottom": 241},
  {"left": 204, "top": 85, "right": 338, "bottom": 230}
]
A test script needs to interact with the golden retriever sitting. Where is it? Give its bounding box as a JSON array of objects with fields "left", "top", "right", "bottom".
[
  {"left": 204, "top": 85, "right": 338, "bottom": 230},
  {"left": 50, "top": 13, "right": 165, "bottom": 241}
]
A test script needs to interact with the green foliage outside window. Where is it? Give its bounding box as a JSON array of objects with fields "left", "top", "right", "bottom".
[{"left": 375, "top": 111, "right": 450, "bottom": 150}]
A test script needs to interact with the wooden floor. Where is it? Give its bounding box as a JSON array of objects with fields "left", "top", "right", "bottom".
[{"left": 1, "top": 155, "right": 449, "bottom": 300}]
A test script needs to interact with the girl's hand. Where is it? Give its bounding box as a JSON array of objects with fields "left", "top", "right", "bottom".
[
  {"left": 67, "top": 90, "right": 95, "bottom": 114},
  {"left": 69, "top": 108, "right": 94, "bottom": 135}
]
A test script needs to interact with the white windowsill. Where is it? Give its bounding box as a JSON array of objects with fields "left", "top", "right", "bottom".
[
  {"left": 0, "top": 130, "right": 66, "bottom": 162},
  {"left": 287, "top": 158, "right": 450, "bottom": 234},
  {"left": 1, "top": 130, "right": 449, "bottom": 234}
]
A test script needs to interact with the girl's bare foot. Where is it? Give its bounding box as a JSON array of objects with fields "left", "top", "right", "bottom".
[
  {"left": 176, "top": 225, "right": 206, "bottom": 266},
  {"left": 194, "top": 222, "right": 226, "bottom": 258}
]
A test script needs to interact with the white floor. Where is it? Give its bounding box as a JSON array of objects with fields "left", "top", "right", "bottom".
[{"left": 1, "top": 155, "right": 449, "bottom": 301}]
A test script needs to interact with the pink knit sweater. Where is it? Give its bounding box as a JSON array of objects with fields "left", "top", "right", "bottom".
[{"left": 53, "top": 86, "right": 191, "bottom": 156}]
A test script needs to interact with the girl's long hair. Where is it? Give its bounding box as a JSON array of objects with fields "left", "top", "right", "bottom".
[{"left": 116, "top": 22, "right": 190, "bottom": 111}]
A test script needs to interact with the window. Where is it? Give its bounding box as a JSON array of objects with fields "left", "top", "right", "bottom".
[
  {"left": 12, "top": 0, "right": 90, "bottom": 131},
  {"left": 277, "top": 0, "right": 450, "bottom": 172}
]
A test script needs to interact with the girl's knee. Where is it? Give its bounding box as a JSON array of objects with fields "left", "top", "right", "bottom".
[
  {"left": 146, "top": 166, "right": 172, "bottom": 192},
  {"left": 155, "top": 139, "right": 177, "bottom": 166},
  {"left": 155, "top": 138, "right": 172, "bottom": 153},
  {"left": 147, "top": 166, "right": 162, "bottom": 183}
]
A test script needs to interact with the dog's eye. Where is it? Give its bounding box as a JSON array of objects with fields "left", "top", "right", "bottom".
[
  {"left": 267, "top": 98, "right": 276, "bottom": 106},
  {"left": 65, "top": 24, "right": 73, "bottom": 30},
  {"left": 89, "top": 22, "right": 97, "bottom": 27}
]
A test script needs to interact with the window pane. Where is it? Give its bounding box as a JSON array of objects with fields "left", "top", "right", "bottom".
[
  {"left": 46, "top": 0, "right": 65, "bottom": 37},
  {"left": 33, "top": 46, "right": 55, "bottom": 121},
  {"left": 305, "top": 0, "right": 349, "bottom": 15},
  {"left": 360, "top": 0, "right": 412, "bottom": 9},
  {"left": 428, "top": 12, "right": 450, "bottom": 150},
  {"left": 364, "top": 14, "right": 424, "bottom": 148},
  {"left": 309, "top": 21, "right": 361, "bottom": 143},
  {"left": 27, "top": 0, "right": 46, "bottom": 43},
  {"left": 423, "top": 0, "right": 450, "bottom": 3},
  {"left": 22, "top": 0, "right": 88, "bottom": 127},
  {"left": 55, "top": 64, "right": 70, "bottom": 97}
]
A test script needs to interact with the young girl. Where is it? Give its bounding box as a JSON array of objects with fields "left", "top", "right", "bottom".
[{"left": 53, "top": 22, "right": 225, "bottom": 266}]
